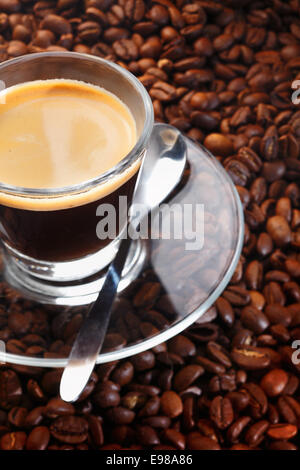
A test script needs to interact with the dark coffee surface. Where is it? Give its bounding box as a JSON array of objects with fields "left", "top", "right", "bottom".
[
  {"left": 0, "top": 174, "right": 137, "bottom": 261},
  {"left": 0, "top": 0, "right": 299, "bottom": 452}
]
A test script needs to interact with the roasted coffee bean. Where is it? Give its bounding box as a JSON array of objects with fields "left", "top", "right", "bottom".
[
  {"left": 24, "top": 407, "right": 44, "bottom": 428},
  {"left": 186, "top": 322, "right": 218, "bottom": 344},
  {"left": 268, "top": 403, "right": 280, "bottom": 424},
  {"left": 161, "top": 428, "right": 185, "bottom": 450},
  {"left": 231, "top": 346, "right": 270, "bottom": 370},
  {"left": 241, "top": 306, "right": 269, "bottom": 334},
  {"left": 160, "top": 391, "right": 183, "bottom": 418},
  {"left": 124, "top": 0, "right": 145, "bottom": 23},
  {"left": 12, "top": 24, "right": 31, "bottom": 43},
  {"left": 285, "top": 259, "right": 300, "bottom": 279},
  {"left": 50, "top": 416, "right": 88, "bottom": 444},
  {"left": 111, "top": 362, "right": 134, "bottom": 386},
  {"left": 210, "top": 396, "right": 234, "bottom": 430},
  {"left": 282, "top": 373, "right": 299, "bottom": 396},
  {"left": 257, "top": 232, "right": 273, "bottom": 257},
  {"left": 223, "top": 287, "right": 250, "bottom": 306},
  {"left": 88, "top": 415, "right": 104, "bottom": 448},
  {"left": 195, "top": 356, "right": 226, "bottom": 375},
  {"left": 0, "top": 0, "right": 20, "bottom": 14},
  {"left": 41, "top": 370, "right": 62, "bottom": 395},
  {"left": 94, "top": 363, "right": 117, "bottom": 383},
  {"left": 267, "top": 216, "right": 292, "bottom": 247},
  {"left": 0, "top": 12, "right": 8, "bottom": 32},
  {"left": 264, "top": 304, "right": 291, "bottom": 327},
  {"left": 136, "top": 425, "right": 160, "bottom": 446},
  {"left": 93, "top": 382, "right": 120, "bottom": 409},
  {"left": 8, "top": 407, "right": 27, "bottom": 427},
  {"left": 138, "top": 396, "right": 160, "bottom": 418},
  {"left": 7, "top": 40, "right": 27, "bottom": 56},
  {"left": 173, "top": 365, "right": 205, "bottom": 392},
  {"left": 77, "top": 21, "right": 101, "bottom": 44},
  {"left": 32, "top": 29, "right": 55, "bottom": 48},
  {"left": 133, "top": 282, "right": 161, "bottom": 308},
  {"left": 0, "top": 431, "right": 27, "bottom": 450},
  {"left": 245, "top": 420, "right": 269, "bottom": 447},
  {"left": 127, "top": 384, "right": 160, "bottom": 397},
  {"left": 106, "top": 407, "right": 135, "bottom": 425},
  {"left": 245, "top": 261, "right": 263, "bottom": 291},
  {"left": 41, "top": 14, "right": 71, "bottom": 35},
  {"left": 130, "top": 351, "right": 155, "bottom": 371},
  {"left": 206, "top": 342, "right": 232, "bottom": 368},
  {"left": 157, "top": 351, "right": 184, "bottom": 367},
  {"left": 195, "top": 418, "right": 219, "bottom": 443},
  {"left": 167, "top": 335, "right": 196, "bottom": 357},
  {"left": 267, "top": 423, "right": 298, "bottom": 440},
  {"left": 45, "top": 397, "right": 75, "bottom": 418},
  {"left": 215, "top": 297, "right": 235, "bottom": 327},
  {"left": 209, "top": 370, "right": 237, "bottom": 393},
  {"left": 150, "top": 81, "right": 177, "bottom": 102},
  {"left": 238, "top": 147, "right": 262, "bottom": 174},
  {"left": 103, "top": 26, "right": 129, "bottom": 43},
  {"left": 147, "top": 5, "right": 168, "bottom": 26},
  {"left": 121, "top": 391, "right": 146, "bottom": 410},
  {"left": 268, "top": 441, "right": 298, "bottom": 450},
  {"left": 250, "top": 178, "right": 267, "bottom": 205},
  {"left": 277, "top": 396, "right": 300, "bottom": 424},
  {"left": 260, "top": 126, "right": 279, "bottom": 161},
  {"left": 182, "top": 395, "right": 196, "bottom": 431},
  {"left": 0, "top": 370, "right": 22, "bottom": 410},
  {"left": 260, "top": 369, "right": 288, "bottom": 397},
  {"left": 140, "top": 36, "right": 162, "bottom": 58},
  {"left": 265, "top": 270, "right": 290, "bottom": 284},
  {"left": 190, "top": 92, "right": 220, "bottom": 111},
  {"left": 242, "top": 383, "right": 268, "bottom": 419},
  {"left": 111, "top": 423, "right": 136, "bottom": 446},
  {"left": 204, "top": 133, "right": 233, "bottom": 157},
  {"left": 142, "top": 416, "right": 171, "bottom": 429},
  {"left": 249, "top": 291, "right": 265, "bottom": 311},
  {"left": 26, "top": 426, "right": 50, "bottom": 450},
  {"left": 227, "top": 416, "right": 251, "bottom": 444},
  {"left": 187, "top": 432, "right": 220, "bottom": 450},
  {"left": 227, "top": 391, "right": 250, "bottom": 412},
  {"left": 263, "top": 161, "right": 286, "bottom": 183}
]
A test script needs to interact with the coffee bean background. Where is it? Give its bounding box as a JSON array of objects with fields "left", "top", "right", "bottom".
[{"left": 0, "top": 0, "right": 299, "bottom": 450}]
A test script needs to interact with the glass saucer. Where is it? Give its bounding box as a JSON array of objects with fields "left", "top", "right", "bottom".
[{"left": 0, "top": 136, "right": 244, "bottom": 367}]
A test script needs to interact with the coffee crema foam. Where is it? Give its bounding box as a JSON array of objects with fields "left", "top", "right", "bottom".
[{"left": 0, "top": 79, "right": 138, "bottom": 210}]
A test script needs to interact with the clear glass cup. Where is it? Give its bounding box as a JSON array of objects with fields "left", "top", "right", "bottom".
[
  {"left": 0, "top": 52, "right": 154, "bottom": 298},
  {"left": 0, "top": 135, "right": 244, "bottom": 368}
]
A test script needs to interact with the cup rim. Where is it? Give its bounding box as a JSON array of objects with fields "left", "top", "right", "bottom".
[{"left": 0, "top": 51, "right": 154, "bottom": 197}]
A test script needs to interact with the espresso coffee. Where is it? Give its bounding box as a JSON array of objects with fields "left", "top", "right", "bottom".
[{"left": 0, "top": 79, "right": 139, "bottom": 261}]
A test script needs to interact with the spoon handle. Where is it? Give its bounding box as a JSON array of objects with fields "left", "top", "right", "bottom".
[
  {"left": 59, "top": 164, "right": 151, "bottom": 402},
  {"left": 60, "top": 234, "right": 132, "bottom": 402}
]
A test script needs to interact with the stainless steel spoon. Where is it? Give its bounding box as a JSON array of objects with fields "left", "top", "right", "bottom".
[{"left": 60, "top": 123, "right": 187, "bottom": 402}]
